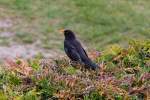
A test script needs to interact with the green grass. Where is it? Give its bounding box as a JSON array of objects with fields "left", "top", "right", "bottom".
[{"left": 0, "top": 0, "right": 150, "bottom": 50}]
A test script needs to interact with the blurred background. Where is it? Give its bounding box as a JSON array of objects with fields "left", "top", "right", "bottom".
[{"left": 0, "top": 0, "right": 150, "bottom": 60}]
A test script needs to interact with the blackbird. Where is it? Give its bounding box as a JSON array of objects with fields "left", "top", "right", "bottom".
[{"left": 60, "top": 29, "right": 98, "bottom": 70}]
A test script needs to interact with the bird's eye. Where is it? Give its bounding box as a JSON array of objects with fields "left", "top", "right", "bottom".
[{"left": 65, "top": 31, "right": 69, "bottom": 34}]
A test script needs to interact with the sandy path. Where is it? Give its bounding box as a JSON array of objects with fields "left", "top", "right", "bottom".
[{"left": 0, "top": 17, "right": 64, "bottom": 62}]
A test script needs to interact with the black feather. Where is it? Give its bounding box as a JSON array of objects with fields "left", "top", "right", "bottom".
[{"left": 63, "top": 30, "right": 98, "bottom": 70}]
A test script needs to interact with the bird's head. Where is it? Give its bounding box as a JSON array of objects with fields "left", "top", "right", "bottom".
[{"left": 59, "top": 29, "right": 76, "bottom": 40}]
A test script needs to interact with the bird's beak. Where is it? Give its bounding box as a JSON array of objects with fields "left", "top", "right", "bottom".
[{"left": 59, "top": 29, "right": 65, "bottom": 34}]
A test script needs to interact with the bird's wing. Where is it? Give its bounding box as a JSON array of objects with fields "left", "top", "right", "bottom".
[
  {"left": 73, "top": 40, "right": 89, "bottom": 60},
  {"left": 64, "top": 40, "right": 81, "bottom": 61},
  {"left": 81, "top": 47, "right": 88, "bottom": 57},
  {"left": 74, "top": 40, "right": 98, "bottom": 70}
]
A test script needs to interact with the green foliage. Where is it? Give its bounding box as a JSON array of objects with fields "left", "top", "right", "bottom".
[
  {"left": 84, "top": 91, "right": 105, "bottom": 100},
  {"left": 64, "top": 66, "right": 77, "bottom": 75},
  {"left": 36, "top": 78, "right": 55, "bottom": 99},
  {"left": 21, "top": 89, "right": 38, "bottom": 100},
  {"left": 114, "top": 94, "right": 123, "bottom": 100},
  {"left": 0, "top": 91, "right": 8, "bottom": 100},
  {"left": 0, "top": 40, "right": 149, "bottom": 99},
  {"left": 7, "top": 73, "right": 21, "bottom": 86},
  {"left": 29, "top": 59, "right": 40, "bottom": 70}
]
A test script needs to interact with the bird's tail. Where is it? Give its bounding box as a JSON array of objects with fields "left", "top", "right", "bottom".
[{"left": 85, "top": 60, "right": 98, "bottom": 70}]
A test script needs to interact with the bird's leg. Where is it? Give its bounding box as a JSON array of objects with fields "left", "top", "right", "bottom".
[{"left": 69, "top": 60, "right": 72, "bottom": 65}]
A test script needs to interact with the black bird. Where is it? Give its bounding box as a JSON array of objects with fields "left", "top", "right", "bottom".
[{"left": 60, "top": 29, "right": 98, "bottom": 70}]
